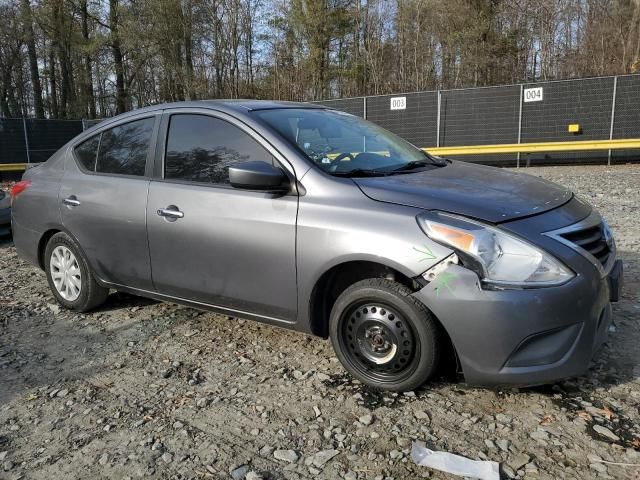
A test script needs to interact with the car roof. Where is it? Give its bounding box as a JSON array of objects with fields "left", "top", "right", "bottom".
[
  {"left": 87, "top": 100, "right": 328, "bottom": 133},
  {"left": 200, "top": 99, "right": 326, "bottom": 111},
  {"left": 124, "top": 99, "right": 325, "bottom": 116}
]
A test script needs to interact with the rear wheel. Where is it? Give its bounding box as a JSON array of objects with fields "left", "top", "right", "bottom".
[
  {"left": 329, "top": 278, "right": 441, "bottom": 391},
  {"left": 45, "top": 232, "right": 109, "bottom": 312}
]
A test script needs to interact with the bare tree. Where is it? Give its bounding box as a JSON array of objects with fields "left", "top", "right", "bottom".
[{"left": 2, "top": 0, "right": 639, "bottom": 118}]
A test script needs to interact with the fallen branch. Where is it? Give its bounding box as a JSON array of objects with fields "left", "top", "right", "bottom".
[{"left": 592, "top": 459, "right": 640, "bottom": 467}]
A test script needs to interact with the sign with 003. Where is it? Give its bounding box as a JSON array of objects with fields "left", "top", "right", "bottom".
[{"left": 390, "top": 96, "right": 407, "bottom": 110}]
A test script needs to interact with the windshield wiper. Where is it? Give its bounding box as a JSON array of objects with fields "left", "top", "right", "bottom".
[
  {"left": 330, "top": 169, "right": 391, "bottom": 178},
  {"left": 392, "top": 158, "right": 447, "bottom": 172}
]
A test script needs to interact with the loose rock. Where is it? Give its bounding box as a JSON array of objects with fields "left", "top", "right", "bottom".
[
  {"left": 593, "top": 425, "right": 620, "bottom": 442},
  {"left": 273, "top": 449, "right": 299, "bottom": 463},
  {"left": 359, "top": 414, "right": 374, "bottom": 426}
]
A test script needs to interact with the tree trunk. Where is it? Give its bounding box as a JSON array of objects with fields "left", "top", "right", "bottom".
[
  {"left": 48, "top": 44, "right": 59, "bottom": 118},
  {"left": 80, "top": 0, "right": 96, "bottom": 118},
  {"left": 109, "top": 0, "right": 127, "bottom": 114},
  {"left": 51, "top": 0, "right": 69, "bottom": 118},
  {"left": 0, "top": 68, "right": 11, "bottom": 117},
  {"left": 183, "top": 0, "right": 195, "bottom": 99},
  {"left": 21, "top": 0, "right": 44, "bottom": 118}
]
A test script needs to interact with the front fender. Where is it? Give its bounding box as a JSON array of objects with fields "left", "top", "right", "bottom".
[{"left": 295, "top": 193, "right": 453, "bottom": 333}]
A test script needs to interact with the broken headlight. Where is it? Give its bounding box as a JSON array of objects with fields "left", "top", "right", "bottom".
[{"left": 417, "top": 212, "right": 574, "bottom": 288}]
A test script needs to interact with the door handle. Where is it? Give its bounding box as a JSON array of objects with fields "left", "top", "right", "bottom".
[
  {"left": 63, "top": 196, "right": 81, "bottom": 207},
  {"left": 157, "top": 207, "right": 184, "bottom": 219}
]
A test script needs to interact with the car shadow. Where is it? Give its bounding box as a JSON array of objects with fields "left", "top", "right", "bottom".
[
  {"left": 0, "top": 237, "right": 159, "bottom": 405},
  {"left": 93, "top": 291, "right": 159, "bottom": 312},
  {"left": 0, "top": 307, "right": 140, "bottom": 405}
]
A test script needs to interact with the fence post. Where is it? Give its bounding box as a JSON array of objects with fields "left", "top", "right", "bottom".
[
  {"left": 436, "top": 90, "right": 441, "bottom": 148},
  {"left": 22, "top": 117, "right": 31, "bottom": 164},
  {"left": 608, "top": 76, "right": 618, "bottom": 166},
  {"left": 363, "top": 96, "right": 367, "bottom": 120},
  {"left": 517, "top": 84, "right": 523, "bottom": 168}
]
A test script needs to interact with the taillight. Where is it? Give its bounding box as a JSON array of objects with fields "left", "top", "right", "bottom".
[{"left": 10, "top": 180, "right": 32, "bottom": 202}]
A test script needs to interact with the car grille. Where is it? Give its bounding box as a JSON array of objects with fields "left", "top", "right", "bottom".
[{"left": 559, "top": 223, "right": 611, "bottom": 266}]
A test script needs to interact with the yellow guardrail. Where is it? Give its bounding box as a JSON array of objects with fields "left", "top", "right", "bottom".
[
  {"left": 423, "top": 138, "right": 640, "bottom": 156},
  {"left": 0, "top": 163, "right": 28, "bottom": 172},
  {"left": 1, "top": 139, "right": 639, "bottom": 172}
]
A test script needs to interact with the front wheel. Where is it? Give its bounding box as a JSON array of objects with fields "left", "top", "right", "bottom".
[{"left": 329, "top": 278, "right": 442, "bottom": 391}]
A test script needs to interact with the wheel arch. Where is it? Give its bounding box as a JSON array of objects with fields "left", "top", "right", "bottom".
[
  {"left": 308, "top": 259, "right": 421, "bottom": 338},
  {"left": 307, "top": 259, "right": 460, "bottom": 378},
  {"left": 38, "top": 228, "right": 62, "bottom": 269},
  {"left": 37, "top": 226, "right": 92, "bottom": 273}
]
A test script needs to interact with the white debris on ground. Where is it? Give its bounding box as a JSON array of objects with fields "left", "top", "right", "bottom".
[
  {"left": 411, "top": 441, "right": 500, "bottom": 479},
  {"left": 0, "top": 164, "right": 639, "bottom": 479}
]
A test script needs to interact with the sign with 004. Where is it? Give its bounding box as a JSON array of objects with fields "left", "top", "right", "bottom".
[{"left": 524, "top": 87, "right": 543, "bottom": 103}]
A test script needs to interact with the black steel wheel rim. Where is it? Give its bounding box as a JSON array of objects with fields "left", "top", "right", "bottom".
[{"left": 339, "top": 301, "right": 419, "bottom": 383}]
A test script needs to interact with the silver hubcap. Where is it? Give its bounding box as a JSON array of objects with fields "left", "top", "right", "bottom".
[{"left": 50, "top": 246, "right": 82, "bottom": 301}]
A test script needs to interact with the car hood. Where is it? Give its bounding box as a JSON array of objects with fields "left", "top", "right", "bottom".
[{"left": 354, "top": 161, "right": 572, "bottom": 223}]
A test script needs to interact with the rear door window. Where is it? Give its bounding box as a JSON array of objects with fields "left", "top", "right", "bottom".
[
  {"left": 74, "top": 135, "right": 100, "bottom": 171},
  {"left": 96, "top": 117, "right": 155, "bottom": 176},
  {"left": 165, "top": 114, "right": 273, "bottom": 185}
]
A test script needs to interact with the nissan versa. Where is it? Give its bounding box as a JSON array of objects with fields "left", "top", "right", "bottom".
[{"left": 11, "top": 101, "right": 623, "bottom": 391}]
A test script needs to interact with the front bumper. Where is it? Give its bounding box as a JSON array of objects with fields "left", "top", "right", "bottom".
[{"left": 412, "top": 259, "right": 622, "bottom": 387}]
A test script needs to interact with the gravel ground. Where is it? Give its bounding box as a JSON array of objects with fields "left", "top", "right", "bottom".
[{"left": 0, "top": 164, "right": 639, "bottom": 480}]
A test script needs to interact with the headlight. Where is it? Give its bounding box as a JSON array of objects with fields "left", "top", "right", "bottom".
[{"left": 417, "top": 212, "right": 574, "bottom": 287}]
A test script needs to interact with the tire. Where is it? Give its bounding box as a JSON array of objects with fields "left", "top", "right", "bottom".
[
  {"left": 329, "top": 278, "right": 441, "bottom": 392},
  {"left": 44, "top": 232, "right": 109, "bottom": 312}
]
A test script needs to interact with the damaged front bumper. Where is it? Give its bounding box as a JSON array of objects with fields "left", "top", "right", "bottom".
[{"left": 412, "top": 258, "right": 622, "bottom": 387}]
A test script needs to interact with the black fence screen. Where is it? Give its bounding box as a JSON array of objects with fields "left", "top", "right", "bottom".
[
  {"left": 25, "top": 119, "right": 84, "bottom": 164},
  {"left": 312, "top": 74, "right": 640, "bottom": 166},
  {"left": 2, "top": 74, "right": 639, "bottom": 168},
  {"left": 440, "top": 85, "right": 521, "bottom": 166},
  {"left": 366, "top": 92, "right": 438, "bottom": 147},
  {"left": 520, "top": 77, "right": 614, "bottom": 165},
  {"left": 313, "top": 97, "right": 366, "bottom": 118},
  {"left": 0, "top": 119, "right": 29, "bottom": 164},
  {"left": 0, "top": 118, "right": 83, "bottom": 165}
]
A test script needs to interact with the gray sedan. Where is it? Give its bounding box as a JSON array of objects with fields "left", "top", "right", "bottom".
[{"left": 11, "top": 101, "right": 622, "bottom": 391}]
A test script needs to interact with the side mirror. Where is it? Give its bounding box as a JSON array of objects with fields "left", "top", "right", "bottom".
[{"left": 229, "top": 161, "right": 290, "bottom": 192}]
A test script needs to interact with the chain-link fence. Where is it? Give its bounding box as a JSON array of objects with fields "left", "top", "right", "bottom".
[
  {"left": 1, "top": 74, "right": 639, "bottom": 168},
  {"left": 314, "top": 74, "right": 640, "bottom": 166}
]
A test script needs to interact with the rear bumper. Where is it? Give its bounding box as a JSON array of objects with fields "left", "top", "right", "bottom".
[
  {"left": 11, "top": 218, "right": 41, "bottom": 267},
  {"left": 412, "top": 260, "right": 621, "bottom": 387}
]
